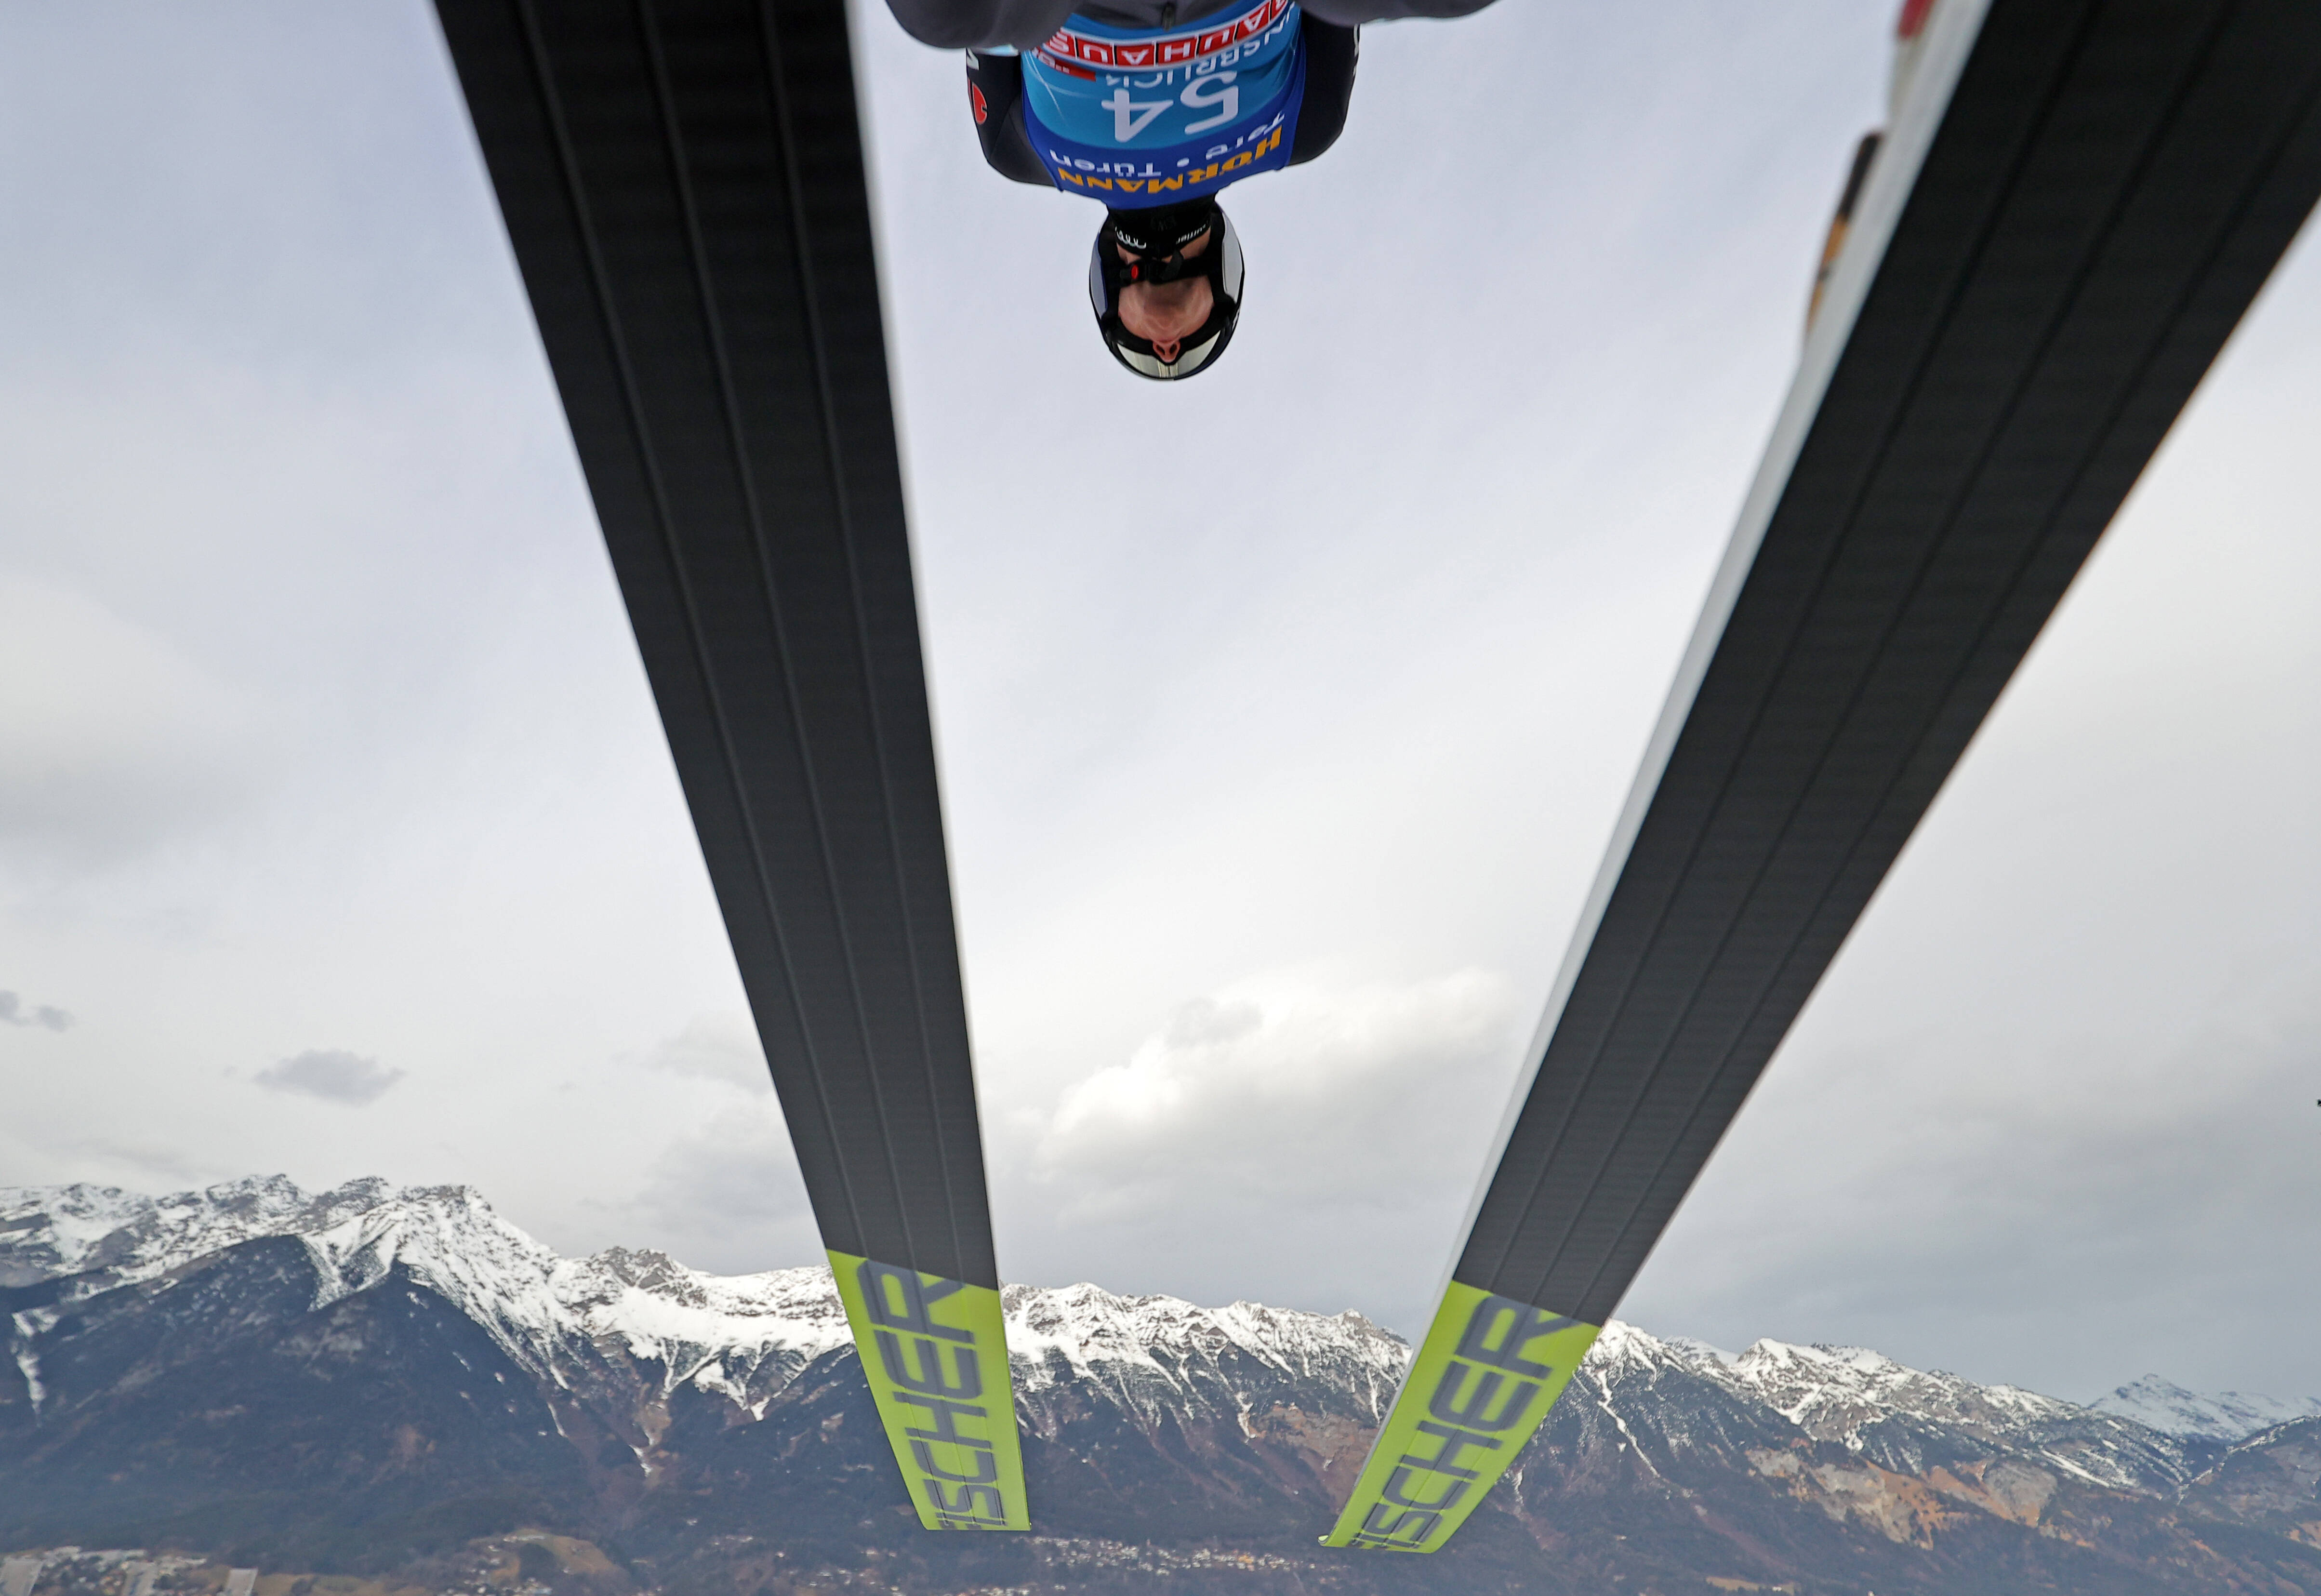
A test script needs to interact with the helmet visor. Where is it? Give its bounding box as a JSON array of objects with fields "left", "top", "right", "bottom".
[{"left": 1111, "top": 325, "right": 1231, "bottom": 379}]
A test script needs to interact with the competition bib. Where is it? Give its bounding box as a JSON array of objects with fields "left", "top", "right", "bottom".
[{"left": 1022, "top": 0, "right": 1305, "bottom": 207}]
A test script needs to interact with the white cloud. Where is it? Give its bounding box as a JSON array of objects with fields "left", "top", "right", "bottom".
[
  {"left": 639, "top": 1011, "right": 768, "bottom": 1091},
  {"left": 253, "top": 1048, "right": 404, "bottom": 1106},
  {"left": 49, "top": 1134, "right": 212, "bottom": 1186},
  {"left": 988, "top": 971, "right": 1524, "bottom": 1324},
  {"left": 1627, "top": 1009, "right": 2321, "bottom": 1402},
  {"left": 626, "top": 1101, "right": 816, "bottom": 1274},
  {"left": 1031, "top": 971, "right": 1520, "bottom": 1224},
  {"left": 0, "top": 572, "right": 264, "bottom": 870}
]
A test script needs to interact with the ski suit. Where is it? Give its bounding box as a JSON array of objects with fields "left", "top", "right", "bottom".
[{"left": 885, "top": 0, "right": 1500, "bottom": 205}]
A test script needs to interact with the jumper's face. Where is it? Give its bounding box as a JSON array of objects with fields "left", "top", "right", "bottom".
[{"left": 1115, "top": 227, "right": 1215, "bottom": 365}]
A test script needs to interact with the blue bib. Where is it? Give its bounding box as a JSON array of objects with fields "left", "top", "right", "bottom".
[{"left": 1023, "top": 0, "right": 1305, "bottom": 208}]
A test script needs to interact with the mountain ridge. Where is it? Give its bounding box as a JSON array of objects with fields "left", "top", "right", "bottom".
[
  {"left": 5, "top": 1176, "right": 2319, "bottom": 1595},
  {"left": 2093, "top": 1372, "right": 2321, "bottom": 1440}
]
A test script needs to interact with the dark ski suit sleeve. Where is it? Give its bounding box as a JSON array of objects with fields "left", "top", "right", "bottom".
[
  {"left": 965, "top": 51, "right": 1051, "bottom": 186},
  {"left": 889, "top": 0, "right": 1078, "bottom": 50},
  {"left": 1289, "top": 19, "right": 1358, "bottom": 164},
  {"left": 888, "top": 0, "right": 1492, "bottom": 54},
  {"left": 1298, "top": 0, "right": 1495, "bottom": 20}
]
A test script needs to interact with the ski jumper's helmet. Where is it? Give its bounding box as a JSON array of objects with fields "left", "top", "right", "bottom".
[{"left": 1088, "top": 200, "right": 1244, "bottom": 381}]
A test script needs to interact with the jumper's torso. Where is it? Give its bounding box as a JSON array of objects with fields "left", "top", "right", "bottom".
[{"left": 1021, "top": 0, "right": 1305, "bottom": 205}]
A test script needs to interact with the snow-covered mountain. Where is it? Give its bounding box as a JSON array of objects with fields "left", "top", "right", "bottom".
[
  {"left": 2094, "top": 1373, "right": 2321, "bottom": 1441},
  {"left": 5, "top": 1176, "right": 2319, "bottom": 1596},
  {"left": 2, "top": 1176, "right": 855, "bottom": 1441},
  {"left": 10, "top": 1174, "right": 2305, "bottom": 1460},
  {"left": 0, "top": 1176, "right": 1410, "bottom": 1444}
]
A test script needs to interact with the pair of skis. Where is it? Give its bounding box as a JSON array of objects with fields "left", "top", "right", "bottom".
[{"left": 436, "top": 0, "right": 2321, "bottom": 1553}]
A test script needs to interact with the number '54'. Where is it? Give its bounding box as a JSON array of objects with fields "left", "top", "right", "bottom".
[{"left": 1104, "top": 72, "right": 1240, "bottom": 141}]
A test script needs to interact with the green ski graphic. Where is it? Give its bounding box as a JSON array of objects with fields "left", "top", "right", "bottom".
[
  {"left": 1324, "top": 1282, "right": 1599, "bottom": 1552},
  {"left": 828, "top": 1250, "right": 1030, "bottom": 1531}
]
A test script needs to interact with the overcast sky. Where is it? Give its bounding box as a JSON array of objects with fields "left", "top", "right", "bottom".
[{"left": 1, "top": 0, "right": 2316, "bottom": 1407}]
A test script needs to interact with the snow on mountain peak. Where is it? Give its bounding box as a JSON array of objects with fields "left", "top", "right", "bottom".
[
  {"left": 1707, "top": 1335, "right": 2080, "bottom": 1444},
  {"left": 9, "top": 1175, "right": 2316, "bottom": 1468},
  {"left": 1581, "top": 1318, "right": 1703, "bottom": 1379},
  {"left": 0, "top": 1172, "right": 399, "bottom": 1290},
  {"left": 0, "top": 1178, "right": 1411, "bottom": 1425},
  {"left": 2092, "top": 1375, "right": 2321, "bottom": 1441},
  {"left": 1001, "top": 1280, "right": 1409, "bottom": 1425}
]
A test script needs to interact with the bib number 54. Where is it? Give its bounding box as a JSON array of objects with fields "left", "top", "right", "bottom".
[{"left": 1101, "top": 71, "right": 1242, "bottom": 142}]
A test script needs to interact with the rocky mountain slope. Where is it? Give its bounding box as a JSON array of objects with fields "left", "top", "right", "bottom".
[{"left": 4, "top": 1177, "right": 2318, "bottom": 1595}]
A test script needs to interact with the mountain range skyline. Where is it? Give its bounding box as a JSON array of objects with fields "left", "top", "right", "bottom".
[
  {"left": 9, "top": 1171, "right": 2313, "bottom": 1431},
  {"left": 6, "top": 1173, "right": 2321, "bottom": 1595}
]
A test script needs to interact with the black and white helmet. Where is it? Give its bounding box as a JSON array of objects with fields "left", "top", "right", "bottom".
[{"left": 1087, "top": 200, "right": 1244, "bottom": 381}]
